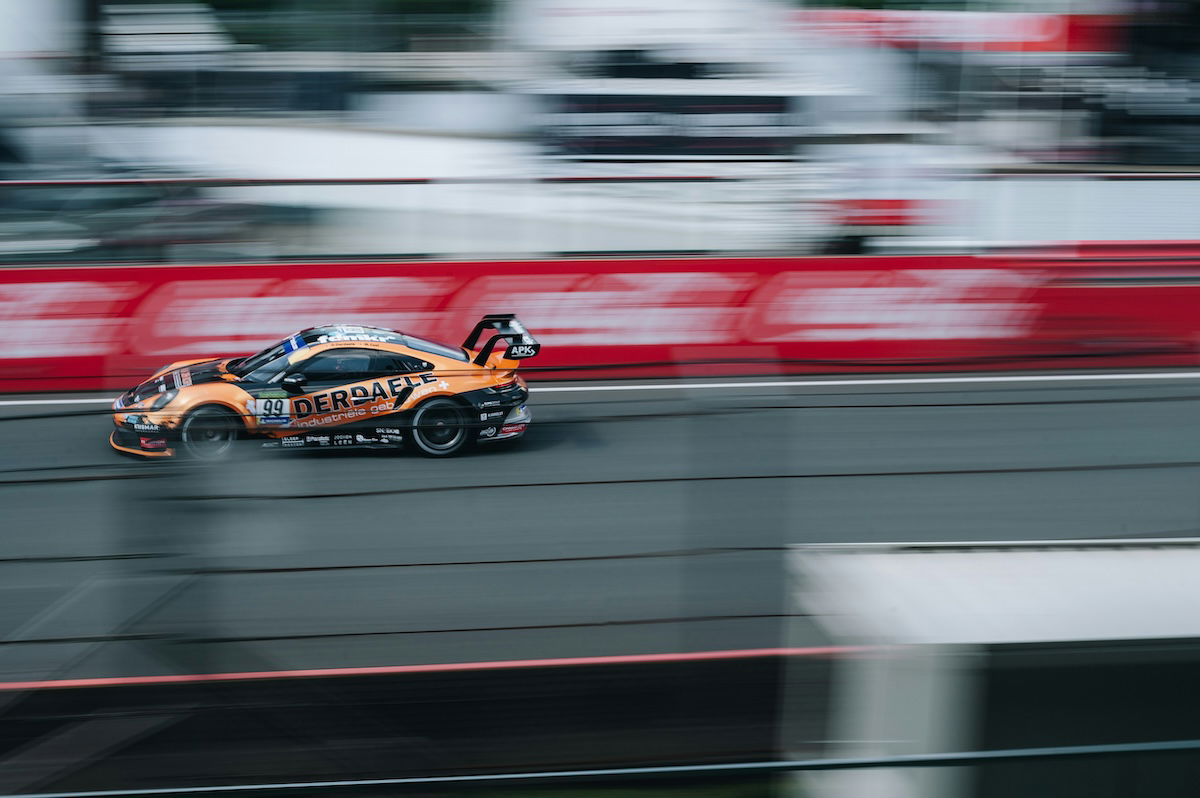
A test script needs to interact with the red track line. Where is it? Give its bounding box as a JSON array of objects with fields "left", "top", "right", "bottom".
[{"left": 0, "top": 646, "right": 853, "bottom": 692}]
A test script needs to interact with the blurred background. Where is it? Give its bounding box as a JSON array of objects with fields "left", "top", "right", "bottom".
[
  {"left": 3, "top": 1, "right": 1200, "bottom": 797},
  {"left": 2, "top": 0, "right": 1199, "bottom": 262}
]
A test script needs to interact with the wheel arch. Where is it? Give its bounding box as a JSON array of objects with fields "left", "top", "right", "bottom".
[
  {"left": 179, "top": 401, "right": 248, "bottom": 429},
  {"left": 406, "top": 395, "right": 475, "bottom": 457}
]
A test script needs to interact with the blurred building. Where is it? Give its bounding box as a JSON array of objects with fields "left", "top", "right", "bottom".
[{"left": 789, "top": 539, "right": 1200, "bottom": 798}]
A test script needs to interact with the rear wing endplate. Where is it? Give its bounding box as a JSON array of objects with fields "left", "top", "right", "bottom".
[{"left": 463, "top": 314, "right": 541, "bottom": 366}]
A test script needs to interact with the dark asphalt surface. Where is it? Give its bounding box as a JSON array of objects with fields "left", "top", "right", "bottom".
[{"left": 2, "top": 373, "right": 1200, "bottom": 683}]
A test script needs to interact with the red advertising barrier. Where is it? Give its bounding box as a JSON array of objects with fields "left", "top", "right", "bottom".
[
  {"left": 793, "top": 9, "right": 1125, "bottom": 55},
  {"left": 3, "top": 254, "right": 1200, "bottom": 393}
]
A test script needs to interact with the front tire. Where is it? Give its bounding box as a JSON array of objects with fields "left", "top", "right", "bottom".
[
  {"left": 408, "top": 398, "right": 472, "bottom": 457},
  {"left": 178, "top": 405, "right": 241, "bottom": 460}
]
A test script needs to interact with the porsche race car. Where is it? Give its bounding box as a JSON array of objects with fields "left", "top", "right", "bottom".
[{"left": 110, "top": 315, "right": 539, "bottom": 459}]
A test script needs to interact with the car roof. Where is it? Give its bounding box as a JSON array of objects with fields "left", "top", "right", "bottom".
[
  {"left": 295, "top": 325, "right": 470, "bottom": 363},
  {"left": 298, "top": 325, "right": 406, "bottom": 345}
]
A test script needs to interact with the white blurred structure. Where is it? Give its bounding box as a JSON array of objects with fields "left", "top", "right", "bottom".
[
  {"left": 0, "top": 0, "right": 92, "bottom": 163},
  {"left": 101, "top": 2, "right": 238, "bottom": 69},
  {"left": 499, "top": 0, "right": 795, "bottom": 76},
  {"left": 0, "top": 0, "right": 79, "bottom": 58},
  {"left": 788, "top": 539, "right": 1200, "bottom": 798}
]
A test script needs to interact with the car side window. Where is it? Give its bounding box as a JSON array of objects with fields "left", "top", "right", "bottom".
[
  {"left": 295, "top": 349, "right": 376, "bottom": 383},
  {"left": 370, "top": 353, "right": 434, "bottom": 377}
]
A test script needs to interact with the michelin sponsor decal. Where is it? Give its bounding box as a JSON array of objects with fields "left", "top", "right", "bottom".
[{"left": 251, "top": 390, "right": 291, "bottom": 425}]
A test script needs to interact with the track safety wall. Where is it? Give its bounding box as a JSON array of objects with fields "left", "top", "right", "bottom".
[{"left": 3, "top": 253, "right": 1200, "bottom": 392}]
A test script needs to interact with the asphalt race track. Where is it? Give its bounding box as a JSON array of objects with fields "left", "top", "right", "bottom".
[{"left": 3, "top": 371, "right": 1200, "bottom": 688}]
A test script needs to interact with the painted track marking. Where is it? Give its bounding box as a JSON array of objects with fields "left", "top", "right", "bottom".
[
  {"left": 535, "top": 371, "right": 1200, "bottom": 392},
  {"left": 7, "top": 370, "right": 1200, "bottom": 408},
  {"left": 0, "top": 646, "right": 850, "bottom": 692}
]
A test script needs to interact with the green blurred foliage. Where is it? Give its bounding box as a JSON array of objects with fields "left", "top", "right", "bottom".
[
  {"left": 203, "top": 0, "right": 494, "bottom": 51},
  {"left": 207, "top": 0, "right": 492, "bottom": 12}
]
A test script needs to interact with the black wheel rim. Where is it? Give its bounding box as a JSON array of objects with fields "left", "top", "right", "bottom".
[
  {"left": 182, "top": 411, "right": 235, "bottom": 458},
  {"left": 416, "top": 404, "right": 464, "bottom": 451}
]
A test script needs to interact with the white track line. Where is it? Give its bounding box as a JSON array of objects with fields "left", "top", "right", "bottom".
[
  {"left": 533, "top": 371, "right": 1200, "bottom": 393},
  {"left": 4, "top": 370, "right": 1200, "bottom": 408},
  {"left": 0, "top": 397, "right": 117, "bottom": 406}
]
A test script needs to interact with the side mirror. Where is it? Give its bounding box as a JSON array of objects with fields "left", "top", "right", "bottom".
[{"left": 281, "top": 373, "right": 308, "bottom": 393}]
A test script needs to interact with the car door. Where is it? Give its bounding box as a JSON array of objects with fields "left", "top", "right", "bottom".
[
  {"left": 284, "top": 348, "right": 377, "bottom": 433},
  {"left": 361, "top": 351, "right": 439, "bottom": 424},
  {"left": 285, "top": 348, "right": 435, "bottom": 433}
]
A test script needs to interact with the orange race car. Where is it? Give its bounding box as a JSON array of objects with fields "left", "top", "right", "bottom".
[{"left": 110, "top": 315, "right": 538, "bottom": 459}]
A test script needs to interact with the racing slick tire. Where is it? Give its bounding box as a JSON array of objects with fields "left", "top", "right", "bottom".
[
  {"left": 408, "top": 398, "right": 473, "bottom": 458},
  {"left": 178, "top": 405, "right": 243, "bottom": 460}
]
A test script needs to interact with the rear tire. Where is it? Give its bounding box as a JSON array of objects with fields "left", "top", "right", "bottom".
[
  {"left": 178, "top": 405, "right": 242, "bottom": 460},
  {"left": 408, "top": 398, "right": 472, "bottom": 457}
]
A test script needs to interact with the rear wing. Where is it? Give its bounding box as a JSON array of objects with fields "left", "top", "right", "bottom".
[{"left": 462, "top": 314, "right": 541, "bottom": 366}]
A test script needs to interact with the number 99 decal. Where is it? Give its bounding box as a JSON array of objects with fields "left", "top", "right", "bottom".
[{"left": 252, "top": 397, "right": 292, "bottom": 425}]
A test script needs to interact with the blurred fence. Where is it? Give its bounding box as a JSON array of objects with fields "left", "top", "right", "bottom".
[
  {"left": 5, "top": 171, "right": 1200, "bottom": 266},
  {"left": 0, "top": 172, "right": 814, "bottom": 265}
]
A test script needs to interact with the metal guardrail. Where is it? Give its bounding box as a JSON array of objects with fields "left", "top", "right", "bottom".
[{"left": 8, "top": 738, "right": 1200, "bottom": 797}]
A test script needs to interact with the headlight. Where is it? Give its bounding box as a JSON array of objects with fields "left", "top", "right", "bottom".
[{"left": 149, "top": 389, "right": 178, "bottom": 410}]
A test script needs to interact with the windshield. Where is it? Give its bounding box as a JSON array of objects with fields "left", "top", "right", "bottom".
[{"left": 229, "top": 339, "right": 293, "bottom": 378}]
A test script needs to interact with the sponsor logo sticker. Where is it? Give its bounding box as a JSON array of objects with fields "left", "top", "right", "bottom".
[
  {"left": 290, "top": 373, "right": 438, "bottom": 427},
  {"left": 252, "top": 397, "right": 291, "bottom": 425},
  {"left": 317, "top": 332, "right": 394, "bottom": 343}
]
